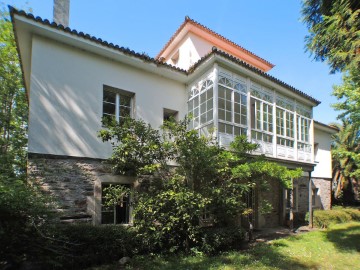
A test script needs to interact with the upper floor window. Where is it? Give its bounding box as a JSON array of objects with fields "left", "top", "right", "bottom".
[
  {"left": 103, "top": 85, "right": 132, "bottom": 123},
  {"left": 250, "top": 83, "right": 273, "bottom": 143},
  {"left": 218, "top": 73, "right": 247, "bottom": 137},
  {"left": 276, "top": 108, "right": 294, "bottom": 147},
  {"left": 188, "top": 79, "right": 213, "bottom": 129}
]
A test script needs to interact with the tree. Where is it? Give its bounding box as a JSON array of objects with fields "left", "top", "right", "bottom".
[
  {"left": 331, "top": 120, "right": 360, "bottom": 204},
  {"left": 302, "top": 1, "right": 360, "bottom": 200},
  {"left": 0, "top": 5, "right": 28, "bottom": 180},
  {"left": 99, "top": 117, "right": 302, "bottom": 252},
  {"left": 302, "top": 0, "right": 360, "bottom": 73}
]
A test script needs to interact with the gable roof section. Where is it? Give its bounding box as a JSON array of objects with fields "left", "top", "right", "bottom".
[
  {"left": 156, "top": 16, "right": 275, "bottom": 72},
  {"left": 9, "top": 6, "right": 320, "bottom": 106}
]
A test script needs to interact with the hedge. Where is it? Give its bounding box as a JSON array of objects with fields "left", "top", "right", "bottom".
[{"left": 312, "top": 207, "right": 360, "bottom": 228}]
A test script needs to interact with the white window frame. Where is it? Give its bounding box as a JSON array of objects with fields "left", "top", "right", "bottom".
[
  {"left": 217, "top": 73, "right": 248, "bottom": 137},
  {"left": 102, "top": 85, "right": 133, "bottom": 122}
]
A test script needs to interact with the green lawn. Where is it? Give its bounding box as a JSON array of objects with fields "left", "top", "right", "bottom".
[{"left": 123, "top": 222, "right": 360, "bottom": 270}]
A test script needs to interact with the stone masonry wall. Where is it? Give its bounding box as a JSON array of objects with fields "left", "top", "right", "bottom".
[
  {"left": 28, "top": 154, "right": 112, "bottom": 223},
  {"left": 312, "top": 178, "right": 331, "bottom": 210}
]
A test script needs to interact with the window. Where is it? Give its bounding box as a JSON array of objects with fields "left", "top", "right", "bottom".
[
  {"left": 250, "top": 84, "right": 273, "bottom": 143},
  {"left": 163, "top": 108, "right": 178, "bottom": 123},
  {"left": 218, "top": 73, "right": 247, "bottom": 137},
  {"left": 276, "top": 107, "right": 294, "bottom": 147},
  {"left": 103, "top": 86, "right": 132, "bottom": 123},
  {"left": 312, "top": 188, "right": 318, "bottom": 207},
  {"left": 101, "top": 184, "right": 130, "bottom": 224},
  {"left": 188, "top": 80, "right": 213, "bottom": 129},
  {"left": 297, "top": 116, "right": 311, "bottom": 152}
]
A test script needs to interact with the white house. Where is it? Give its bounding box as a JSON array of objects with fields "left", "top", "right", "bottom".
[{"left": 10, "top": 4, "right": 337, "bottom": 227}]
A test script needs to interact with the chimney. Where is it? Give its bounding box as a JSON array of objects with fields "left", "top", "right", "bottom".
[{"left": 53, "top": 0, "right": 70, "bottom": 27}]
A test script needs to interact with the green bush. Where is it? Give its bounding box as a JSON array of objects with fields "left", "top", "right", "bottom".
[
  {"left": 198, "top": 226, "right": 246, "bottom": 254},
  {"left": 312, "top": 207, "right": 360, "bottom": 228},
  {"left": 46, "top": 223, "right": 140, "bottom": 269}
]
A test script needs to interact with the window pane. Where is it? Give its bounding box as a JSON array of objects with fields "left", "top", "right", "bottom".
[
  {"left": 120, "top": 106, "right": 130, "bottom": 118},
  {"left": 120, "top": 95, "right": 131, "bottom": 106},
  {"left": 200, "top": 92, "right": 206, "bottom": 104},
  {"left": 234, "top": 113, "right": 240, "bottom": 124},
  {"left": 219, "top": 122, "right": 225, "bottom": 133},
  {"left": 218, "top": 98, "right": 225, "bottom": 110},
  {"left": 219, "top": 109, "right": 225, "bottom": 120},
  {"left": 103, "top": 102, "right": 116, "bottom": 116},
  {"left": 226, "top": 111, "right": 231, "bottom": 122},
  {"left": 103, "top": 90, "right": 116, "bottom": 103},
  {"left": 207, "top": 99, "right": 213, "bottom": 110},
  {"left": 207, "top": 110, "right": 213, "bottom": 121},
  {"left": 218, "top": 86, "right": 225, "bottom": 98}
]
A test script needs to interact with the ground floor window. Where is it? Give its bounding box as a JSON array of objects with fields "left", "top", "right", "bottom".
[{"left": 101, "top": 184, "right": 130, "bottom": 224}]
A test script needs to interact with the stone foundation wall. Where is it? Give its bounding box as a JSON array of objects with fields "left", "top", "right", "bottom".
[
  {"left": 312, "top": 178, "right": 331, "bottom": 210},
  {"left": 28, "top": 154, "right": 112, "bottom": 223},
  {"left": 258, "top": 179, "right": 281, "bottom": 228}
]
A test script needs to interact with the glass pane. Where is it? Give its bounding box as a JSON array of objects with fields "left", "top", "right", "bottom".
[
  {"left": 234, "top": 92, "right": 240, "bottom": 104},
  {"left": 219, "top": 122, "right": 225, "bottom": 133},
  {"left": 234, "top": 103, "right": 240, "bottom": 114},
  {"left": 120, "top": 95, "right": 131, "bottom": 106},
  {"left": 218, "top": 109, "right": 225, "bottom": 120},
  {"left": 226, "top": 111, "right": 231, "bottom": 121},
  {"left": 241, "top": 106, "right": 247, "bottom": 116},
  {"left": 218, "top": 86, "right": 225, "bottom": 99},
  {"left": 200, "top": 92, "right": 206, "bottom": 104},
  {"left": 207, "top": 99, "right": 213, "bottom": 110},
  {"left": 103, "top": 90, "right": 116, "bottom": 103},
  {"left": 194, "top": 96, "right": 199, "bottom": 107},
  {"left": 208, "top": 88, "right": 213, "bottom": 99},
  {"left": 225, "top": 89, "right": 232, "bottom": 100},
  {"left": 200, "top": 103, "right": 206, "bottom": 114},
  {"left": 225, "top": 124, "right": 232, "bottom": 134},
  {"left": 120, "top": 106, "right": 130, "bottom": 117},
  {"left": 218, "top": 98, "right": 225, "bottom": 109},
  {"left": 201, "top": 113, "right": 206, "bottom": 124},
  {"left": 207, "top": 110, "right": 213, "bottom": 121},
  {"left": 103, "top": 102, "right": 116, "bottom": 116},
  {"left": 234, "top": 113, "right": 240, "bottom": 124},
  {"left": 225, "top": 100, "right": 231, "bottom": 110},
  {"left": 241, "top": 116, "right": 247, "bottom": 125},
  {"left": 234, "top": 126, "right": 240, "bottom": 135},
  {"left": 241, "top": 95, "right": 247, "bottom": 104}
]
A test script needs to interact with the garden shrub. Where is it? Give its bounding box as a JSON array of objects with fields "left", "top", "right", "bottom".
[
  {"left": 45, "top": 223, "right": 140, "bottom": 269},
  {"left": 198, "top": 226, "right": 246, "bottom": 254},
  {"left": 312, "top": 207, "right": 360, "bottom": 228}
]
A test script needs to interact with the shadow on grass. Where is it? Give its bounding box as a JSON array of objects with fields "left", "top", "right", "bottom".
[
  {"left": 130, "top": 241, "right": 319, "bottom": 270},
  {"left": 325, "top": 224, "right": 360, "bottom": 252}
]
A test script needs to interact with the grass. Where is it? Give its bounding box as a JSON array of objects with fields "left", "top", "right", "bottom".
[
  {"left": 90, "top": 222, "right": 360, "bottom": 270},
  {"left": 134, "top": 222, "right": 360, "bottom": 270}
]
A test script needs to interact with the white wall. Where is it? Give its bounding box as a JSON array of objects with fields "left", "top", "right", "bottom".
[
  {"left": 166, "top": 33, "right": 213, "bottom": 70},
  {"left": 312, "top": 127, "right": 333, "bottom": 178},
  {"left": 28, "top": 35, "right": 186, "bottom": 159}
]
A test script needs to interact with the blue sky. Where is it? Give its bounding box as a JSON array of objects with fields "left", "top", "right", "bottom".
[{"left": 5, "top": 0, "right": 343, "bottom": 124}]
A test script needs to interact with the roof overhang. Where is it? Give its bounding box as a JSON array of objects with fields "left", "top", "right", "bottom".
[
  {"left": 11, "top": 10, "right": 190, "bottom": 97},
  {"left": 10, "top": 7, "right": 320, "bottom": 107},
  {"left": 314, "top": 121, "right": 339, "bottom": 134}
]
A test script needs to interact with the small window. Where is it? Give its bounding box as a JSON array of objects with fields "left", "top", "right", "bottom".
[
  {"left": 312, "top": 188, "right": 318, "bottom": 207},
  {"left": 103, "top": 85, "right": 133, "bottom": 123},
  {"left": 101, "top": 184, "right": 130, "bottom": 224},
  {"left": 163, "top": 108, "right": 178, "bottom": 123}
]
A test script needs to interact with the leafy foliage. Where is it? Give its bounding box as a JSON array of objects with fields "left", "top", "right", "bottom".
[
  {"left": 0, "top": 5, "right": 27, "bottom": 178},
  {"left": 310, "top": 206, "right": 360, "bottom": 228},
  {"left": 302, "top": 0, "right": 360, "bottom": 73},
  {"left": 331, "top": 120, "right": 359, "bottom": 204},
  {"left": 100, "top": 117, "right": 302, "bottom": 253}
]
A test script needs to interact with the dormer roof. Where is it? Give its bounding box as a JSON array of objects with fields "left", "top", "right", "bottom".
[{"left": 156, "top": 16, "right": 275, "bottom": 72}]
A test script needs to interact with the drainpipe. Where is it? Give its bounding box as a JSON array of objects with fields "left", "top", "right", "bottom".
[{"left": 309, "top": 171, "right": 313, "bottom": 228}]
